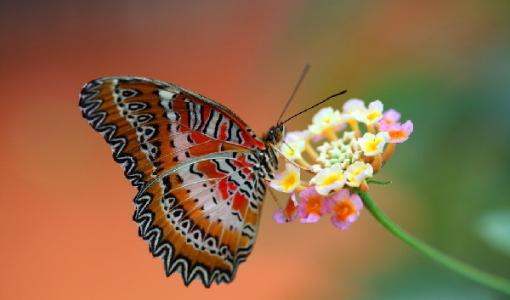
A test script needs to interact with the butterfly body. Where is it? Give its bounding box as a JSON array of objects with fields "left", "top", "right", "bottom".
[{"left": 79, "top": 77, "right": 283, "bottom": 287}]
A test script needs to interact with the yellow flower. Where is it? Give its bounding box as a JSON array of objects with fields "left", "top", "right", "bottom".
[
  {"left": 361, "top": 100, "right": 384, "bottom": 125},
  {"left": 358, "top": 132, "right": 389, "bottom": 156},
  {"left": 270, "top": 163, "right": 301, "bottom": 193},
  {"left": 345, "top": 161, "right": 373, "bottom": 187},
  {"left": 310, "top": 165, "right": 346, "bottom": 195}
]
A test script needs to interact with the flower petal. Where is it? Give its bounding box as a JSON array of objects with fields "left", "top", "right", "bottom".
[
  {"left": 384, "top": 120, "right": 414, "bottom": 144},
  {"left": 310, "top": 165, "right": 346, "bottom": 195},
  {"left": 379, "top": 109, "right": 402, "bottom": 131},
  {"left": 345, "top": 161, "right": 373, "bottom": 187},
  {"left": 328, "top": 190, "right": 363, "bottom": 230},
  {"left": 269, "top": 163, "right": 301, "bottom": 193},
  {"left": 297, "top": 187, "right": 327, "bottom": 222}
]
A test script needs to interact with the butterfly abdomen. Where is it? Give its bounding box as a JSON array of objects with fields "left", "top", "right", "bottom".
[{"left": 254, "top": 147, "right": 279, "bottom": 180}]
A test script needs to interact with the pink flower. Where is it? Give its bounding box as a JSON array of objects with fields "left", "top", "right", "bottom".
[
  {"left": 297, "top": 187, "right": 328, "bottom": 223},
  {"left": 385, "top": 120, "right": 414, "bottom": 144},
  {"left": 273, "top": 194, "right": 298, "bottom": 223},
  {"left": 326, "top": 189, "right": 363, "bottom": 230},
  {"left": 378, "top": 109, "right": 401, "bottom": 131}
]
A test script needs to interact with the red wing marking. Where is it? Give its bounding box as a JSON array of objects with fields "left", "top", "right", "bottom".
[
  {"left": 133, "top": 152, "right": 266, "bottom": 286},
  {"left": 79, "top": 76, "right": 264, "bottom": 189}
]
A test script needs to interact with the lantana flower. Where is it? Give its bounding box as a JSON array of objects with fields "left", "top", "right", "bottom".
[
  {"left": 269, "top": 163, "right": 301, "bottom": 193},
  {"left": 345, "top": 161, "right": 373, "bottom": 187},
  {"left": 342, "top": 99, "right": 366, "bottom": 122},
  {"left": 377, "top": 108, "right": 414, "bottom": 144},
  {"left": 310, "top": 165, "right": 346, "bottom": 195},
  {"left": 358, "top": 132, "right": 389, "bottom": 156},
  {"left": 273, "top": 194, "right": 298, "bottom": 224},
  {"left": 263, "top": 98, "right": 501, "bottom": 295},
  {"left": 315, "top": 133, "right": 361, "bottom": 169},
  {"left": 269, "top": 98, "right": 413, "bottom": 231},
  {"left": 378, "top": 109, "right": 401, "bottom": 130},
  {"left": 326, "top": 189, "right": 363, "bottom": 230},
  {"left": 308, "top": 107, "right": 344, "bottom": 140},
  {"left": 280, "top": 131, "right": 307, "bottom": 161},
  {"left": 297, "top": 187, "right": 328, "bottom": 223},
  {"left": 343, "top": 99, "right": 384, "bottom": 126},
  {"left": 361, "top": 100, "right": 384, "bottom": 125},
  {"left": 383, "top": 120, "right": 414, "bottom": 144}
]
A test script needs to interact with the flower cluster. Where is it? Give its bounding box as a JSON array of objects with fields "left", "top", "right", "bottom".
[{"left": 270, "top": 99, "right": 413, "bottom": 230}]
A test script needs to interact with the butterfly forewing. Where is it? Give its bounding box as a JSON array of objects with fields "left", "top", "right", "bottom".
[
  {"left": 79, "top": 77, "right": 267, "bottom": 286},
  {"left": 79, "top": 77, "right": 264, "bottom": 188}
]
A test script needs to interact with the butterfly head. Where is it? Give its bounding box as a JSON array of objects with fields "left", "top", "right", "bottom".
[{"left": 263, "top": 124, "right": 285, "bottom": 146}]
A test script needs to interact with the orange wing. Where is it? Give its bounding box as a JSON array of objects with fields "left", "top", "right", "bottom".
[
  {"left": 79, "top": 77, "right": 267, "bottom": 286},
  {"left": 79, "top": 76, "right": 265, "bottom": 189},
  {"left": 134, "top": 151, "right": 266, "bottom": 286}
]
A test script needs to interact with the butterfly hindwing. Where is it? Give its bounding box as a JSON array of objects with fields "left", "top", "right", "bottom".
[
  {"left": 79, "top": 77, "right": 268, "bottom": 286},
  {"left": 135, "top": 151, "right": 265, "bottom": 286}
]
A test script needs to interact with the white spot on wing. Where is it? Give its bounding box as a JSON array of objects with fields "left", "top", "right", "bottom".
[
  {"left": 159, "top": 90, "right": 176, "bottom": 100},
  {"left": 159, "top": 90, "right": 179, "bottom": 121}
]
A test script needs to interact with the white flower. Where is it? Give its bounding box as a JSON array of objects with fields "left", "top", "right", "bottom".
[
  {"left": 310, "top": 165, "right": 346, "bottom": 195},
  {"left": 280, "top": 131, "right": 307, "bottom": 161},
  {"left": 358, "top": 132, "right": 389, "bottom": 156},
  {"left": 342, "top": 99, "right": 384, "bottom": 125},
  {"left": 308, "top": 107, "right": 343, "bottom": 135},
  {"left": 345, "top": 161, "right": 373, "bottom": 187},
  {"left": 342, "top": 99, "right": 366, "bottom": 121},
  {"left": 360, "top": 100, "right": 384, "bottom": 125},
  {"left": 269, "top": 163, "right": 301, "bottom": 193}
]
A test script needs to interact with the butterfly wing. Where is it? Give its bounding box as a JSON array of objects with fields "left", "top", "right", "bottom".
[
  {"left": 135, "top": 151, "right": 266, "bottom": 286},
  {"left": 79, "top": 77, "right": 267, "bottom": 286},
  {"left": 79, "top": 76, "right": 265, "bottom": 189}
]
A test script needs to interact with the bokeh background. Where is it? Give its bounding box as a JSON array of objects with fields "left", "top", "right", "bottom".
[{"left": 1, "top": 0, "right": 510, "bottom": 299}]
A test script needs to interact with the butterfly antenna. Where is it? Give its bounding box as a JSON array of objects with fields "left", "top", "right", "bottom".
[
  {"left": 277, "top": 64, "right": 311, "bottom": 125},
  {"left": 280, "top": 89, "right": 347, "bottom": 125}
]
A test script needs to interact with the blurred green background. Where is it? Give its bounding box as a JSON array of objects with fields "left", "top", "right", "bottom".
[{"left": 1, "top": 0, "right": 509, "bottom": 299}]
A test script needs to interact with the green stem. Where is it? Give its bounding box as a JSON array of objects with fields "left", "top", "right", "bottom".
[
  {"left": 358, "top": 190, "right": 510, "bottom": 296},
  {"left": 366, "top": 179, "right": 392, "bottom": 185}
]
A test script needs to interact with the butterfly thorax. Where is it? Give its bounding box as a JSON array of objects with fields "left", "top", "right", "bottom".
[{"left": 257, "top": 124, "right": 285, "bottom": 180}]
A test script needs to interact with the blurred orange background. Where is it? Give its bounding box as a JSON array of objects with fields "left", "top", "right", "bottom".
[{"left": 2, "top": 1, "right": 510, "bottom": 299}]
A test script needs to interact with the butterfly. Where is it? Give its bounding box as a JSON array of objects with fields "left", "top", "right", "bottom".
[
  {"left": 79, "top": 71, "right": 345, "bottom": 287},
  {"left": 79, "top": 76, "right": 288, "bottom": 287}
]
